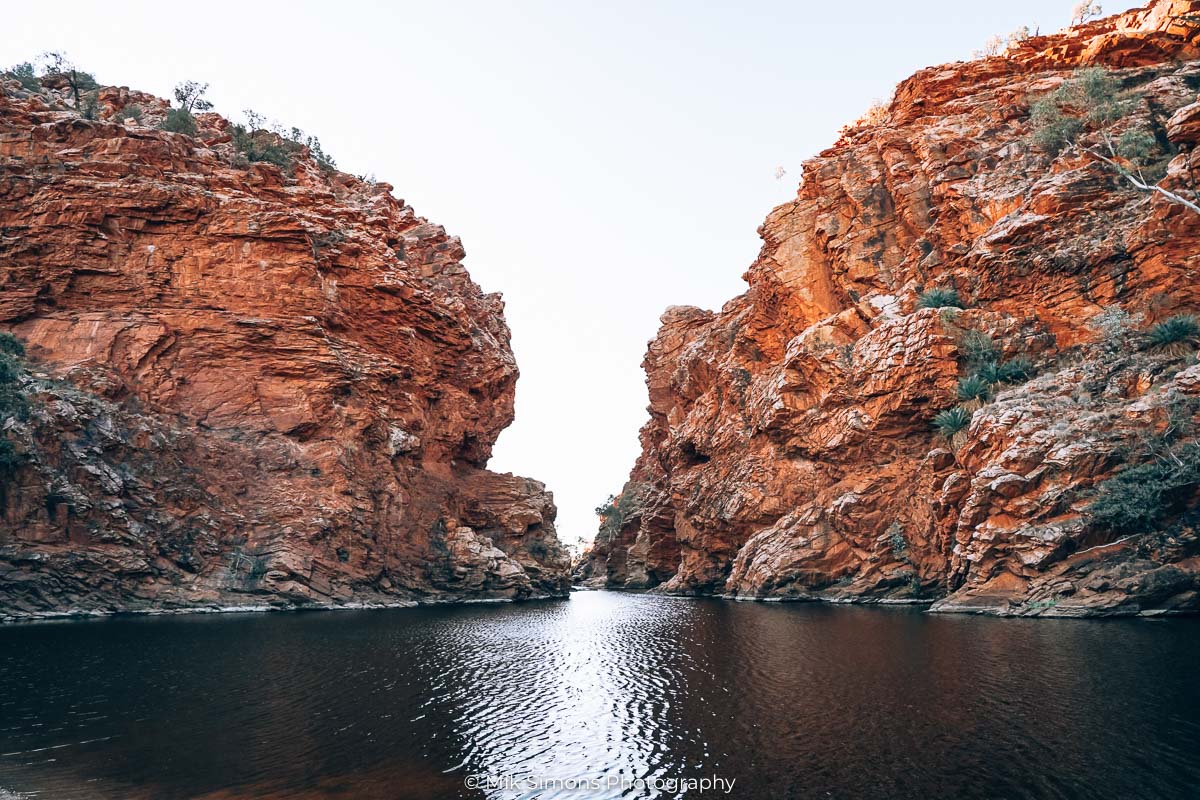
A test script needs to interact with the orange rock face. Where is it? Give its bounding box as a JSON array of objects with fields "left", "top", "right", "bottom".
[
  {"left": 0, "top": 81, "right": 569, "bottom": 618},
  {"left": 584, "top": 0, "right": 1200, "bottom": 616}
]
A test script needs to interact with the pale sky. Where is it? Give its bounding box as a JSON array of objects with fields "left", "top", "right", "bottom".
[{"left": 4, "top": 0, "right": 1078, "bottom": 548}]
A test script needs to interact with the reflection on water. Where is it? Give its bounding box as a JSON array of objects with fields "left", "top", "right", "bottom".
[{"left": 1, "top": 592, "right": 1198, "bottom": 799}]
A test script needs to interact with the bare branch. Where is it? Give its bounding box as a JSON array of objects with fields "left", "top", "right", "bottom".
[{"left": 1077, "top": 145, "right": 1200, "bottom": 216}]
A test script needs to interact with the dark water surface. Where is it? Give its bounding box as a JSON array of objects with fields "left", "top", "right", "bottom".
[{"left": 0, "top": 592, "right": 1198, "bottom": 800}]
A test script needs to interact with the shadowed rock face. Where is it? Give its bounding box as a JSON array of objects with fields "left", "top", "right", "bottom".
[
  {"left": 0, "top": 81, "right": 569, "bottom": 619},
  {"left": 585, "top": 0, "right": 1200, "bottom": 617}
]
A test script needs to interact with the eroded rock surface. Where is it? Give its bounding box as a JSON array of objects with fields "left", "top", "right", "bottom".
[
  {"left": 586, "top": 0, "right": 1200, "bottom": 616},
  {"left": 0, "top": 80, "right": 569, "bottom": 619}
]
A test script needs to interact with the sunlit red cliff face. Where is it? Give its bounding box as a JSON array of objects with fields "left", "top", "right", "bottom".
[
  {"left": 583, "top": 0, "right": 1200, "bottom": 616},
  {"left": 0, "top": 80, "right": 569, "bottom": 619}
]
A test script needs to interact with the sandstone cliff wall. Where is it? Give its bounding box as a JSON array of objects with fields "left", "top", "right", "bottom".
[
  {"left": 0, "top": 80, "right": 569, "bottom": 619},
  {"left": 585, "top": 0, "right": 1200, "bottom": 616}
]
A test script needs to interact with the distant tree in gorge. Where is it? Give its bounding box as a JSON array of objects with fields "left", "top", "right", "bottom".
[
  {"left": 976, "top": 33, "right": 1005, "bottom": 57},
  {"left": 159, "top": 81, "right": 213, "bottom": 136},
  {"left": 1072, "top": 2, "right": 1103, "bottom": 26},
  {"left": 173, "top": 81, "right": 213, "bottom": 114},
  {"left": 39, "top": 51, "right": 98, "bottom": 110},
  {"left": 1006, "top": 25, "right": 1032, "bottom": 48},
  {"left": 975, "top": 25, "right": 1032, "bottom": 58},
  {"left": 1029, "top": 66, "right": 1200, "bottom": 217}
]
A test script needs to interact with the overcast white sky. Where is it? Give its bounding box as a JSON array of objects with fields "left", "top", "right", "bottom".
[{"left": 4, "top": 0, "right": 1081, "bottom": 547}]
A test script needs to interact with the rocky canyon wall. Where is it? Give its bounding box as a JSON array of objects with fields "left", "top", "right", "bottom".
[
  {"left": 584, "top": 0, "right": 1200, "bottom": 616},
  {"left": 0, "top": 78, "right": 570, "bottom": 619}
]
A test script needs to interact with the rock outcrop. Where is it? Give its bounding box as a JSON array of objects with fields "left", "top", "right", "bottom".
[
  {"left": 0, "top": 78, "right": 570, "bottom": 619},
  {"left": 586, "top": 0, "right": 1200, "bottom": 616}
]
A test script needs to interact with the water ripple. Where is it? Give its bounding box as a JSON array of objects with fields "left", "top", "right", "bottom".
[{"left": 0, "top": 594, "right": 1198, "bottom": 799}]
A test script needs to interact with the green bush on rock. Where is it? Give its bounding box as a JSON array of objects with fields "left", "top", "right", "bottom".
[
  {"left": 976, "top": 356, "right": 1034, "bottom": 385},
  {"left": 1146, "top": 314, "right": 1200, "bottom": 356},
  {"left": 956, "top": 375, "right": 991, "bottom": 406},
  {"left": 3, "top": 62, "right": 40, "bottom": 92},
  {"left": 160, "top": 107, "right": 198, "bottom": 136},
  {"left": 158, "top": 80, "right": 212, "bottom": 137},
  {"left": 996, "top": 357, "right": 1034, "bottom": 383},
  {"left": 958, "top": 330, "right": 998, "bottom": 367},
  {"left": 596, "top": 487, "right": 645, "bottom": 538},
  {"left": 0, "top": 332, "right": 25, "bottom": 358},
  {"left": 918, "top": 287, "right": 964, "bottom": 310},
  {"left": 111, "top": 104, "right": 143, "bottom": 123},
  {"left": 933, "top": 406, "right": 972, "bottom": 439},
  {"left": 0, "top": 333, "right": 29, "bottom": 483},
  {"left": 230, "top": 112, "right": 338, "bottom": 173},
  {"left": 1088, "top": 443, "right": 1200, "bottom": 533},
  {"left": 1029, "top": 66, "right": 1199, "bottom": 216}
]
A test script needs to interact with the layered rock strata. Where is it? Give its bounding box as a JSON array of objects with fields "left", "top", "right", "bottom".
[
  {"left": 584, "top": 0, "right": 1200, "bottom": 616},
  {"left": 0, "top": 79, "right": 569, "bottom": 619}
]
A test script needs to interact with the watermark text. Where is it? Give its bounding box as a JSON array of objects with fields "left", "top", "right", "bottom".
[{"left": 464, "top": 773, "right": 737, "bottom": 794}]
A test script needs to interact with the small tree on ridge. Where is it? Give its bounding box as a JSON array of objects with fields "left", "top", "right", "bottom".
[{"left": 1030, "top": 67, "right": 1200, "bottom": 217}]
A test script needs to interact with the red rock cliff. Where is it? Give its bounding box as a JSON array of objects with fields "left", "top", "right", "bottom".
[
  {"left": 0, "top": 78, "right": 570, "bottom": 619},
  {"left": 585, "top": 0, "right": 1200, "bottom": 616}
]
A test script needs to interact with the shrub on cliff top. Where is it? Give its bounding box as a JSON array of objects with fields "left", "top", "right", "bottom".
[
  {"left": 157, "top": 80, "right": 212, "bottom": 137},
  {"left": 1072, "top": 2, "right": 1104, "bottom": 26},
  {"left": 160, "top": 108, "right": 198, "bottom": 136},
  {"left": 230, "top": 111, "right": 338, "bottom": 173},
  {"left": 918, "top": 287, "right": 964, "bottom": 310},
  {"left": 3, "top": 62, "right": 40, "bottom": 92},
  {"left": 110, "top": 104, "right": 142, "bottom": 123},
  {"left": 5, "top": 53, "right": 99, "bottom": 106},
  {"left": 39, "top": 51, "right": 98, "bottom": 111},
  {"left": 173, "top": 80, "right": 212, "bottom": 114},
  {"left": 298, "top": 131, "right": 337, "bottom": 172},
  {"left": 975, "top": 24, "right": 1032, "bottom": 59},
  {"left": 230, "top": 124, "right": 294, "bottom": 169}
]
